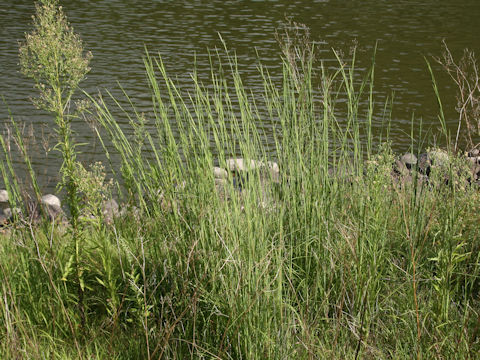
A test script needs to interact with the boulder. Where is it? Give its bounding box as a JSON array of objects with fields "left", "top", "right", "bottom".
[
  {"left": 102, "top": 198, "right": 119, "bottom": 223},
  {"left": 264, "top": 161, "right": 280, "bottom": 183},
  {"left": 225, "top": 158, "right": 280, "bottom": 183},
  {"left": 213, "top": 166, "right": 228, "bottom": 179},
  {"left": 469, "top": 148, "right": 480, "bottom": 157},
  {"left": 394, "top": 159, "right": 409, "bottom": 176},
  {"left": 467, "top": 156, "right": 479, "bottom": 165},
  {"left": 428, "top": 149, "right": 450, "bottom": 168},
  {"left": 41, "top": 194, "right": 61, "bottom": 208},
  {"left": 2, "top": 207, "right": 20, "bottom": 220},
  {"left": 473, "top": 165, "right": 480, "bottom": 181},
  {"left": 0, "top": 213, "right": 8, "bottom": 226},
  {"left": 41, "top": 194, "right": 63, "bottom": 220},
  {"left": 225, "top": 158, "right": 261, "bottom": 172},
  {"left": 0, "top": 190, "right": 8, "bottom": 203},
  {"left": 45, "top": 204, "right": 63, "bottom": 221},
  {"left": 401, "top": 153, "right": 417, "bottom": 169},
  {"left": 0, "top": 190, "right": 10, "bottom": 214},
  {"left": 214, "top": 177, "right": 229, "bottom": 201},
  {"left": 418, "top": 153, "right": 431, "bottom": 176}
]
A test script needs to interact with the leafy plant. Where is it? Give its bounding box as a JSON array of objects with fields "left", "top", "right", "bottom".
[{"left": 19, "top": 0, "right": 92, "bottom": 327}]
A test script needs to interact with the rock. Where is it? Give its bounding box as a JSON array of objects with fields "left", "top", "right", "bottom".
[
  {"left": 264, "top": 161, "right": 280, "bottom": 183},
  {"left": 214, "top": 177, "right": 227, "bottom": 187},
  {"left": 394, "top": 159, "right": 409, "bottom": 176},
  {"left": 225, "top": 158, "right": 280, "bottom": 180},
  {"left": 467, "top": 156, "right": 477, "bottom": 165},
  {"left": 46, "top": 204, "right": 63, "bottom": 221},
  {"left": 102, "top": 198, "right": 119, "bottom": 223},
  {"left": 0, "top": 190, "right": 8, "bottom": 203},
  {"left": 224, "top": 158, "right": 252, "bottom": 190},
  {"left": 0, "top": 213, "right": 8, "bottom": 226},
  {"left": 225, "top": 158, "right": 261, "bottom": 172},
  {"left": 0, "top": 190, "right": 10, "bottom": 214},
  {"left": 418, "top": 153, "right": 431, "bottom": 176},
  {"left": 2, "top": 207, "right": 21, "bottom": 221},
  {"left": 214, "top": 178, "right": 229, "bottom": 201},
  {"left": 428, "top": 149, "right": 450, "bottom": 168},
  {"left": 41, "top": 194, "right": 62, "bottom": 220},
  {"left": 119, "top": 204, "right": 136, "bottom": 216},
  {"left": 213, "top": 166, "right": 228, "bottom": 179},
  {"left": 472, "top": 165, "right": 480, "bottom": 180},
  {"left": 469, "top": 148, "right": 480, "bottom": 157},
  {"left": 41, "top": 194, "right": 61, "bottom": 208},
  {"left": 0, "top": 195, "right": 14, "bottom": 226},
  {"left": 401, "top": 153, "right": 417, "bottom": 169}
]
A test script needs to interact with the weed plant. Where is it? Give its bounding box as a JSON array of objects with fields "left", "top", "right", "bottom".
[{"left": 1, "top": 2, "right": 480, "bottom": 359}]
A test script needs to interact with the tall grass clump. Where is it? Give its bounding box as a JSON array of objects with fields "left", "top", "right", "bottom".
[
  {"left": 1, "top": 3, "right": 480, "bottom": 359},
  {"left": 18, "top": 0, "right": 92, "bottom": 327}
]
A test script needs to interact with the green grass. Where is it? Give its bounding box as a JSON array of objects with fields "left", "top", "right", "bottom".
[{"left": 1, "top": 5, "right": 480, "bottom": 358}]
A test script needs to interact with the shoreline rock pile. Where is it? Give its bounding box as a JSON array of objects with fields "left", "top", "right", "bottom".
[{"left": 0, "top": 148, "right": 478, "bottom": 231}]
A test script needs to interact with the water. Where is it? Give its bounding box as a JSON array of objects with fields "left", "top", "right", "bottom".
[{"left": 2, "top": 0, "right": 480, "bottom": 189}]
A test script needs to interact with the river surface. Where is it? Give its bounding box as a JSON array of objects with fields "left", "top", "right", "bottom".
[{"left": 2, "top": 0, "right": 480, "bottom": 190}]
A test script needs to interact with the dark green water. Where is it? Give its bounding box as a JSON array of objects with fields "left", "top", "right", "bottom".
[{"left": 2, "top": 0, "right": 480, "bottom": 189}]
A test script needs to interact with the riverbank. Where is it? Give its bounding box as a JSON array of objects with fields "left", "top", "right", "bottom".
[
  {"left": 1, "top": 145, "right": 480, "bottom": 358},
  {"left": 2, "top": 2, "right": 480, "bottom": 358},
  {"left": 1, "top": 147, "right": 479, "bottom": 228}
]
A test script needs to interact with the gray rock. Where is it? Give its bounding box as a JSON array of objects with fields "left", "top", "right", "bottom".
[
  {"left": 2, "top": 207, "right": 21, "bottom": 220},
  {"left": 418, "top": 153, "right": 431, "bottom": 175},
  {"left": 469, "top": 149, "right": 480, "bottom": 157},
  {"left": 46, "top": 204, "right": 63, "bottom": 221},
  {"left": 396, "top": 173, "right": 428, "bottom": 188},
  {"left": 102, "top": 199, "right": 119, "bottom": 223},
  {"left": 0, "top": 190, "right": 8, "bottom": 203},
  {"left": 225, "top": 158, "right": 261, "bottom": 172},
  {"left": 0, "top": 213, "right": 8, "bottom": 226},
  {"left": 472, "top": 165, "right": 480, "bottom": 180},
  {"left": 467, "top": 156, "right": 478, "bottom": 165},
  {"left": 41, "top": 194, "right": 61, "bottom": 208},
  {"left": 401, "top": 153, "right": 417, "bottom": 169},
  {"left": 225, "top": 158, "right": 280, "bottom": 182},
  {"left": 213, "top": 166, "right": 228, "bottom": 179},
  {"left": 40, "top": 194, "right": 62, "bottom": 221},
  {"left": 394, "top": 159, "right": 409, "bottom": 176},
  {"left": 0, "top": 190, "right": 10, "bottom": 213},
  {"left": 264, "top": 161, "right": 280, "bottom": 183},
  {"left": 428, "top": 149, "right": 450, "bottom": 168},
  {"left": 214, "top": 178, "right": 229, "bottom": 201}
]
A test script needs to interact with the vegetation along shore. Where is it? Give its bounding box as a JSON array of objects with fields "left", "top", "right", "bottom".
[{"left": 1, "top": 0, "right": 480, "bottom": 358}]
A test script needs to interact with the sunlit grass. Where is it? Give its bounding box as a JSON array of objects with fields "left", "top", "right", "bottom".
[{"left": 1, "top": 7, "right": 480, "bottom": 358}]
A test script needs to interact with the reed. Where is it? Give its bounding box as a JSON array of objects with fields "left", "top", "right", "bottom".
[{"left": 1, "top": 2, "right": 480, "bottom": 359}]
